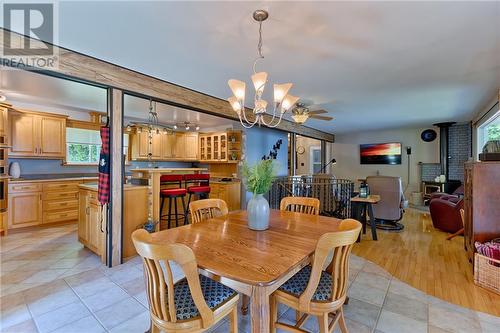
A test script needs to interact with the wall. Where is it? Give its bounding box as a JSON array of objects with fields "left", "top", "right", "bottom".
[
  {"left": 295, "top": 136, "right": 322, "bottom": 175},
  {"left": 242, "top": 126, "right": 289, "bottom": 203},
  {"left": 448, "top": 123, "right": 472, "bottom": 181},
  {"left": 332, "top": 126, "right": 440, "bottom": 195}
]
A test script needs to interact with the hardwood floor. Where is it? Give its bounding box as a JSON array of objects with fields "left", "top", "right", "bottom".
[{"left": 352, "top": 208, "right": 500, "bottom": 317}]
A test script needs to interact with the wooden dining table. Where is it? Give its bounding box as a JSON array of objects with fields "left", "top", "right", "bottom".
[{"left": 150, "top": 209, "right": 343, "bottom": 333}]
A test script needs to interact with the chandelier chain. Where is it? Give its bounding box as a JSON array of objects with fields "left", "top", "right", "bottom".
[{"left": 257, "top": 20, "right": 264, "bottom": 59}]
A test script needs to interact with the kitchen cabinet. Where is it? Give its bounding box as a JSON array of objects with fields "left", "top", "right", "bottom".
[
  {"left": 184, "top": 133, "right": 198, "bottom": 159},
  {"left": 78, "top": 188, "right": 105, "bottom": 260},
  {"left": 7, "top": 178, "right": 95, "bottom": 230},
  {"left": 209, "top": 182, "right": 241, "bottom": 211},
  {"left": 8, "top": 190, "right": 43, "bottom": 229},
  {"left": 199, "top": 131, "right": 241, "bottom": 162},
  {"left": 130, "top": 128, "right": 198, "bottom": 161},
  {"left": 78, "top": 184, "right": 148, "bottom": 259},
  {"left": 161, "top": 133, "right": 175, "bottom": 159},
  {"left": 0, "top": 103, "right": 10, "bottom": 138},
  {"left": 9, "top": 110, "right": 66, "bottom": 158},
  {"left": 173, "top": 132, "right": 185, "bottom": 158}
]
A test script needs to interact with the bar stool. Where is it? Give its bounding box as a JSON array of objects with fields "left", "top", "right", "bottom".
[
  {"left": 159, "top": 175, "right": 187, "bottom": 229},
  {"left": 184, "top": 174, "right": 211, "bottom": 221}
]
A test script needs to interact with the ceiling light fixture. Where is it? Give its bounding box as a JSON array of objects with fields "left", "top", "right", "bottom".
[{"left": 227, "top": 9, "right": 300, "bottom": 128}]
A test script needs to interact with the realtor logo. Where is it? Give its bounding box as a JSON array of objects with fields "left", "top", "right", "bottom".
[{"left": 1, "top": 2, "right": 59, "bottom": 69}]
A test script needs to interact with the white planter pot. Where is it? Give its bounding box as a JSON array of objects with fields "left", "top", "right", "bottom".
[{"left": 247, "top": 193, "right": 270, "bottom": 231}]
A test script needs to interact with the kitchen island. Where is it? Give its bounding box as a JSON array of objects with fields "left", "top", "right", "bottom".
[
  {"left": 78, "top": 183, "right": 148, "bottom": 260},
  {"left": 130, "top": 168, "right": 207, "bottom": 229}
]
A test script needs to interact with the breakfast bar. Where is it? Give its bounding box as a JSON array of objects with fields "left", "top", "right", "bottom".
[{"left": 130, "top": 168, "right": 208, "bottom": 228}]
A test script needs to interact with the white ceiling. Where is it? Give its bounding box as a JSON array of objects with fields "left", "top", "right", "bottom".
[{"left": 3, "top": 1, "right": 500, "bottom": 134}]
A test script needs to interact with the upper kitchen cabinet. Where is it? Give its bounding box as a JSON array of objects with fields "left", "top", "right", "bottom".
[
  {"left": 9, "top": 109, "right": 67, "bottom": 159},
  {"left": 199, "top": 130, "right": 241, "bottom": 163},
  {"left": 0, "top": 103, "right": 10, "bottom": 138},
  {"left": 129, "top": 127, "right": 198, "bottom": 161},
  {"left": 184, "top": 133, "right": 198, "bottom": 160}
]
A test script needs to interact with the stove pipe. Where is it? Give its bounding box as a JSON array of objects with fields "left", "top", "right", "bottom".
[{"left": 433, "top": 122, "right": 455, "bottom": 181}]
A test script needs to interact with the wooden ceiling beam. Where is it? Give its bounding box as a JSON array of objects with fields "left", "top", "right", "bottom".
[{"left": 0, "top": 28, "right": 334, "bottom": 142}]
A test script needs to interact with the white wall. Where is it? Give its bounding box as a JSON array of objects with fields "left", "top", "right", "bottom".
[
  {"left": 296, "top": 136, "right": 322, "bottom": 175},
  {"left": 331, "top": 126, "right": 440, "bottom": 196}
]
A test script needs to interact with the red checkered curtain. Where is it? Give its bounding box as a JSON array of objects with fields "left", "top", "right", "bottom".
[{"left": 98, "top": 126, "right": 110, "bottom": 204}]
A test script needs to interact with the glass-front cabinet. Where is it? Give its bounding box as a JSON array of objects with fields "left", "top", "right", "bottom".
[{"left": 198, "top": 130, "right": 241, "bottom": 162}]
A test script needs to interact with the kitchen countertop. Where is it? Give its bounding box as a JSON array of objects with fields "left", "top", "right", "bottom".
[
  {"left": 9, "top": 173, "right": 99, "bottom": 183},
  {"left": 131, "top": 168, "right": 207, "bottom": 173},
  {"left": 79, "top": 183, "right": 148, "bottom": 191}
]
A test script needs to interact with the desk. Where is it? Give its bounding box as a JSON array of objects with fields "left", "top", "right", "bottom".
[
  {"left": 351, "top": 195, "right": 381, "bottom": 241},
  {"left": 150, "top": 209, "right": 343, "bottom": 333}
]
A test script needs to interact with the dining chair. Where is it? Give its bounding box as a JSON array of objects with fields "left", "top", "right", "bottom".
[
  {"left": 132, "top": 229, "right": 239, "bottom": 333},
  {"left": 280, "top": 196, "right": 320, "bottom": 215},
  {"left": 270, "top": 219, "right": 362, "bottom": 333},
  {"left": 189, "top": 198, "right": 229, "bottom": 224}
]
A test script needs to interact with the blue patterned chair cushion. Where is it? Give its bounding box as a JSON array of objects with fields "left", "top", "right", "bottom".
[
  {"left": 173, "top": 275, "right": 237, "bottom": 320},
  {"left": 278, "top": 265, "right": 333, "bottom": 301}
]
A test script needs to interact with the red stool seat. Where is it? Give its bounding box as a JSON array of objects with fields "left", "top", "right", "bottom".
[
  {"left": 187, "top": 186, "right": 211, "bottom": 194},
  {"left": 160, "top": 188, "right": 187, "bottom": 196}
]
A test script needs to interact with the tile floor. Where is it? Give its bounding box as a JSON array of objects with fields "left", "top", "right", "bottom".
[{"left": 1, "top": 225, "right": 499, "bottom": 333}]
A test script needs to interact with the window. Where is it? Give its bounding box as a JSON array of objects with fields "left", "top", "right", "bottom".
[
  {"left": 477, "top": 110, "right": 500, "bottom": 157},
  {"left": 310, "top": 146, "right": 322, "bottom": 174},
  {"left": 66, "top": 128, "right": 101, "bottom": 164},
  {"left": 66, "top": 128, "right": 130, "bottom": 165}
]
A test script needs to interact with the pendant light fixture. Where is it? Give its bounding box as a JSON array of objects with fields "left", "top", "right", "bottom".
[{"left": 227, "top": 9, "right": 300, "bottom": 128}]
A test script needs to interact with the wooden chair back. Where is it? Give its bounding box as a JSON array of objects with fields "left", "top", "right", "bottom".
[
  {"left": 460, "top": 208, "right": 464, "bottom": 226},
  {"left": 131, "top": 229, "right": 215, "bottom": 329},
  {"left": 280, "top": 196, "right": 320, "bottom": 215},
  {"left": 298, "top": 219, "right": 361, "bottom": 312},
  {"left": 189, "top": 199, "right": 229, "bottom": 224}
]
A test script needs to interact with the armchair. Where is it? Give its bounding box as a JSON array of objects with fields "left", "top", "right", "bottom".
[
  {"left": 366, "top": 176, "right": 406, "bottom": 230},
  {"left": 429, "top": 197, "right": 464, "bottom": 235}
]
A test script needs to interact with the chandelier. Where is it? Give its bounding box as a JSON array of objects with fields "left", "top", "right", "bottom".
[{"left": 227, "top": 10, "right": 300, "bottom": 128}]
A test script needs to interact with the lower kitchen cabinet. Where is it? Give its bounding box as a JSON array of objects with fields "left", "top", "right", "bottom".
[
  {"left": 78, "top": 184, "right": 148, "bottom": 260},
  {"left": 8, "top": 191, "right": 43, "bottom": 228},
  {"left": 78, "top": 188, "right": 105, "bottom": 261},
  {"left": 7, "top": 178, "right": 97, "bottom": 230},
  {"left": 209, "top": 182, "right": 241, "bottom": 211}
]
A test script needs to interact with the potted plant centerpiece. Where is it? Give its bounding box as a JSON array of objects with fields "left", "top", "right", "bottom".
[{"left": 242, "top": 159, "right": 277, "bottom": 230}]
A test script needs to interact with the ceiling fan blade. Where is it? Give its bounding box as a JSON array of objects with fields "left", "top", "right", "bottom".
[
  {"left": 309, "top": 115, "right": 333, "bottom": 121},
  {"left": 308, "top": 109, "right": 328, "bottom": 115}
]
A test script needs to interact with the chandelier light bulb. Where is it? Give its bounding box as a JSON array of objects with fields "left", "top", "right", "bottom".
[
  {"left": 195, "top": 125, "right": 200, "bottom": 131},
  {"left": 281, "top": 95, "right": 300, "bottom": 112},
  {"left": 185, "top": 125, "right": 190, "bottom": 130},
  {"left": 228, "top": 96, "right": 242, "bottom": 112},
  {"left": 251, "top": 72, "right": 268, "bottom": 95},
  {"left": 228, "top": 79, "right": 246, "bottom": 100},
  {"left": 273, "top": 83, "right": 293, "bottom": 103},
  {"left": 173, "top": 125, "right": 178, "bottom": 130}
]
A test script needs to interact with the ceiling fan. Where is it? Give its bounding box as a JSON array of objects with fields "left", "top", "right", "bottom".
[{"left": 291, "top": 102, "right": 333, "bottom": 124}]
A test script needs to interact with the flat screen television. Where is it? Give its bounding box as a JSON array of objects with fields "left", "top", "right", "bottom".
[{"left": 360, "top": 142, "right": 402, "bottom": 165}]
